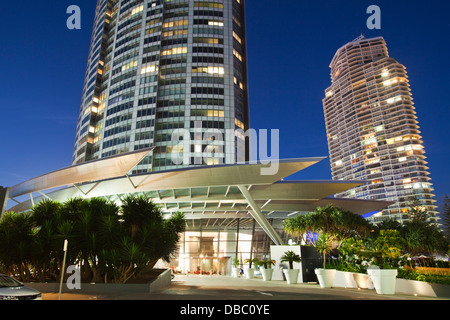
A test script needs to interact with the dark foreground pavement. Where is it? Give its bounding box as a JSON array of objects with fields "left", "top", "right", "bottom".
[
  {"left": 43, "top": 274, "right": 448, "bottom": 301},
  {"left": 34, "top": 275, "right": 447, "bottom": 319}
]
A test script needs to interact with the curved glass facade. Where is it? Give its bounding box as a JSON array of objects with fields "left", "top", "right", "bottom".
[
  {"left": 162, "top": 218, "right": 282, "bottom": 275},
  {"left": 72, "top": 0, "right": 250, "bottom": 173}
]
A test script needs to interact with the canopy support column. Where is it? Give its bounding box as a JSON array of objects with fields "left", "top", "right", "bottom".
[{"left": 238, "top": 185, "right": 283, "bottom": 245}]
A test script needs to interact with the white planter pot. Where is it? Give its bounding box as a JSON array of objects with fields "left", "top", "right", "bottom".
[
  {"left": 367, "top": 269, "right": 398, "bottom": 294},
  {"left": 353, "top": 273, "right": 374, "bottom": 289},
  {"left": 244, "top": 267, "right": 254, "bottom": 279},
  {"left": 314, "top": 269, "right": 336, "bottom": 288},
  {"left": 231, "top": 267, "right": 240, "bottom": 278},
  {"left": 333, "top": 271, "right": 358, "bottom": 288},
  {"left": 283, "top": 269, "right": 299, "bottom": 284},
  {"left": 260, "top": 268, "right": 273, "bottom": 281}
]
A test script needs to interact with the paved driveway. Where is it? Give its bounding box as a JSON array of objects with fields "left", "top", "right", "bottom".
[{"left": 43, "top": 275, "right": 446, "bottom": 301}]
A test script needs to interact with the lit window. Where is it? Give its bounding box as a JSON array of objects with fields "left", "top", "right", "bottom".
[
  {"left": 163, "top": 20, "right": 188, "bottom": 29},
  {"left": 98, "top": 102, "right": 105, "bottom": 113},
  {"left": 162, "top": 29, "right": 188, "bottom": 37},
  {"left": 161, "top": 47, "right": 188, "bottom": 56},
  {"left": 206, "top": 158, "right": 220, "bottom": 165},
  {"left": 121, "top": 60, "right": 138, "bottom": 72},
  {"left": 208, "top": 20, "right": 224, "bottom": 27},
  {"left": 383, "top": 77, "right": 407, "bottom": 86},
  {"left": 233, "top": 49, "right": 243, "bottom": 61},
  {"left": 361, "top": 137, "right": 377, "bottom": 146},
  {"left": 365, "top": 158, "right": 380, "bottom": 165},
  {"left": 235, "top": 118, "right": 245, "bottom": 130},
  {"left": 192, "top": 66, "right": 225, "bottom": 75},
  {"left": 233, "top": 31, "right": 242, "bottom": 44},
  {"left": 386, "top": 96, "right": 402, "bottom": 104},
  {"left": 352, "top": 79, "right": 366, "bottom": 88},
  {"left": 207, "top": 110, "right": 224, "bottom": 117},
  {"left": 131, "top": 5, "right": 144, "bottom": 16},
  {"left": 194, "top": 2, "right": 224, "bottom": 9},
  {"left": 141, "top": 65, "right": 158, "bottom": 74}
]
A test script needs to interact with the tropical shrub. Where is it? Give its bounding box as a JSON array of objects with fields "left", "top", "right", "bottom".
[{"left": 0, "top": 195, "right": 185, "bottom": 283}]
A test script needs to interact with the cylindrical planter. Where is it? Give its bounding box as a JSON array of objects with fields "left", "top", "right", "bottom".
[
  {"left": 283, "top": 269, "right": 299, "bottom": 284},
  {"left": 260, "top": 268, "right": 273, "bottom": 281},
  {"left": 367, "top": 269, "right": 398, "bottom": 294},
  {"left": 231, "top": 267, "right": 240, "bottom": 278},
  {"left": 244, "top": 267, "right": 254, "bottom": 279},
  {"left": 314, "top": 269, "right": 336, "bottom": 288}
]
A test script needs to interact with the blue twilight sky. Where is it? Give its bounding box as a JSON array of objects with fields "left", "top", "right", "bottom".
[{"left": 0, "top": 1, "right": 448, "bottom": 212}]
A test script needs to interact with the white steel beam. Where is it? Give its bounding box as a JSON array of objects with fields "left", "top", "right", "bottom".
[{"left": 238, "top": 185, "right": 283, "bottom": 245}]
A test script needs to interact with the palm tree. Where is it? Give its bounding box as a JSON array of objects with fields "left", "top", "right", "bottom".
[
  {"left": 280, "top": 251, "right": 301, "bottom": 269},
  {"left": 408, "top": 196, "right": 429, "bottom": 223},
  {"left": 99, "top": 194, "right": 186, "bottom": 282},
  {"left": 1, "top": 194, "right": 186, "bottom": 284},
  {"left": 74, "top": 197, "right": 120, "bottom": 282},
  {"left": 283, "top": 214, "right": 311, "bottom": 245},
  {"left": 315, "top": 233, "right": 334, "bottom": 269},
  {"left": 309, "top": 205, "right": 340, "bottom": 237},
  {"left": 30, "top": 199, "right": 62, "bottom": 281},
  {"left": 306, "top": 205, "right": 372, "bottom": 248},
  {"left": 442, "top": 195, "right": 450, "bottom": 241},
  {"left": 402, "top": 219, "right": 448, "bottom": 260},
  {"left": 121, "top": 194, "right": 163, "bottom": 241},
  {"left": 334, "top": 209, "right": 371, "bottom": 244},
  {"left": 0, "top": 212, "right": 35, "bottom": 281}
]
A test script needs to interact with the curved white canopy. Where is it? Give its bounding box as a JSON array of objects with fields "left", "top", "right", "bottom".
[{"left": 2, "top": 153, "right": 392, "bottom": 245}]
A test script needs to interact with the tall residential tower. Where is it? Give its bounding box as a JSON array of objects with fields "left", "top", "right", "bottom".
[
  {"left": 322, "top": 36, "right": 438, "bottom": 224},
  {"left": 72, "top": 0, "right": 249, "bottom": 173}
]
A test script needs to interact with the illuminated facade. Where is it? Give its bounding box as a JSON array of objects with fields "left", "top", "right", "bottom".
[
  {"left": 1, "top": 155, "right": 391, "bottom": 275},
  {"left": 323, "top": 36, "right": 438, "bottom": 224},
  {"left": 72, "top": 0, "right": 250, "bottom": 173}
]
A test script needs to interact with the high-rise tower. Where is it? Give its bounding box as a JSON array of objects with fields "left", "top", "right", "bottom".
[
  {"left": 322, "top": 36, "right": 438, "bottom": 224},
  {"left": 72, "top": 0, "right": 250, "bottom": 173}
]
